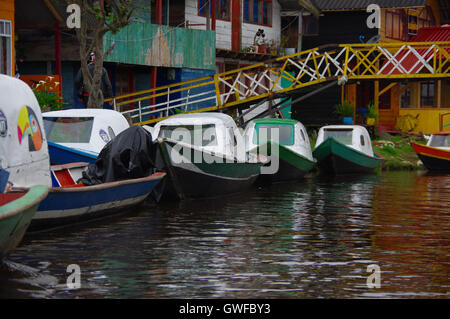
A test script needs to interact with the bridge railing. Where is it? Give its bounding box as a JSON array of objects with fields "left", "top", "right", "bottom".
[{"left": 105, "top": 41, "right": 450, "bottom": 125}]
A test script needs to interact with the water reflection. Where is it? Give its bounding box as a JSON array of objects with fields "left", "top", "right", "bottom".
[{"left": 1, "top": 171, "right": 449, "bottom": 298}]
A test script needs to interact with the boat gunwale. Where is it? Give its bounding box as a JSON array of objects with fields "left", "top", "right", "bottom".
[
  {"left": 249, "top": 140, "right": 317, "bottom": 164},
  {"left": 14, "top": 173, "right": 166, "bottom": 194},
  {"left": 158, "top": 137, "right": 268, "bottom": 165},
  {"left": 0, "top": 186, "right": 49, "bottom": 221},
  {"left": 315, "top": 136, "right": 383, "bottom": 162}
]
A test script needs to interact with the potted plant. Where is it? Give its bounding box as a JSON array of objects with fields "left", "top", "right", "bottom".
[
  {"left": 32, "top": 76, "right": 65, "bottom": 112},
  {"left": 366, "top": 102, "right": 378, "bottom": 126},
  {"left": 335, "top": 100, "right": 355, "bottom": 124}
]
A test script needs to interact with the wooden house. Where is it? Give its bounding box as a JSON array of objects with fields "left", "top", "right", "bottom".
[
  {"left": 0, "top": 0, "right": 14, "bottom": 77},
  {"left": 294, "top": 0, "right": 450, "bottom": 134}
]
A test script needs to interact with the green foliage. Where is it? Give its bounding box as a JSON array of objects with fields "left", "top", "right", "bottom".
[
  {"left": 366, "top": 102, "right": 378, "bottom": 119},
  {"left": 32, "top": 77, "right": 65, "bottom": 111},
  {"left": 334, "top": 100, "right": 354, "bottom": 119}
]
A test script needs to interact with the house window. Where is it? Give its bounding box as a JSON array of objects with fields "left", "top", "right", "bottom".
[
  {"left": 0, "top": 20, "right": 12, "bottom": 76},
  {"left": 379, "top": 81, "right": 391, "bottom": 109},
  {"left": 198, "top": 0, "right": 230, "bottom": 21},
  {"left": 420, "top": 81, "right": 435, "bottom": 107},
  {"left": 418, "top": 6, "right": 435, "bottom": 29},
  {"left": 385, "top": 10, "right": 406, "bottom": 41},
  {"left": 400, "top": 84, "right": 412, "bottom": 108},
  {"left": 243, "top": 0, "right": 272, "bottom": 26}
]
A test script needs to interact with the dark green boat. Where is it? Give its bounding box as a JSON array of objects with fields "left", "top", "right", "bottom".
[
  {"left": 153, "top": 113, "right": 267, "bottom": 200},
  {"left": 313, "top": 125, "right": 382, "bottom": 174},
  {"left": 245, "top": 118, "right": 316, "bottom": 182},
  {"left": 0, "top": 185, "right": 48, "bottom": 260}
]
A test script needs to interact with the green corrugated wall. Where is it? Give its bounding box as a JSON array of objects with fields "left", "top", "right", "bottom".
[{"left": 104, "top": 23, "right": 216, "bottom": 70}]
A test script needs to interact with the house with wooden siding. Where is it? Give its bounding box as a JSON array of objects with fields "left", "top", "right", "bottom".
[
  {"left": 0, "top": 0, "right": 14, "bottom": 77},
  {"left": 294, "top": 0, "right": 450, "bottom": 134},
  {"left": 13, "top": 0, "right": 217, "bottom": 110}
]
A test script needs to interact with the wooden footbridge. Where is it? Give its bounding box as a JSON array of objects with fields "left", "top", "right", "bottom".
[{"left": 106, "top": 41, "right": 450, "bottom": 125}]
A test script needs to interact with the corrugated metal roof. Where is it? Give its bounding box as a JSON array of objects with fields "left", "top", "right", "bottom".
[
  {"left": 315, "top": 0, "right": 428, "bottom": 11},
  {"left": 382, "top": 26, "right": 450, "bottom": 74}
]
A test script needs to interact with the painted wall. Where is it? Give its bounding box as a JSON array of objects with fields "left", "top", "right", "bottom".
[
  {"left": 185, "top": 0, "right": 281, "bottom": 51},
  {"left": 0, "top": 0, "right": 14, "bottom": 76},
  {"left": 399, "top": 109, "right": 449, "bottom": 134},
  {"left": 104, "top": 22, "right": 216, "bottom": 70}
]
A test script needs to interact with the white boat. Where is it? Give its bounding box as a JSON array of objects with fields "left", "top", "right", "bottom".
[
  {"left": 0, "top": 75, "right": 52, "bottom": 188},
  {"left": 152, "top": 113, "right": 267, "bottom": 199},
  {"left": 244, "top": 118, "right": 316, "bottom": 182},
  {"left": 313, "top": 125, "right": 382, "bottom": 174},
  {"left": 42, "top": 109, "right": 130, "bottom": 164},
  {"left": 411, "top": 131, "right": 450, "bottom": 171}
]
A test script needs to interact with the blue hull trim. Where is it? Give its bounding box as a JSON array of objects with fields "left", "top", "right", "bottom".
[
  {"left": 30, "top": 173, "right": 165, "bottom": 232},
  {"left": 48, "top": 141, "right": 98, "bottom": 165}
]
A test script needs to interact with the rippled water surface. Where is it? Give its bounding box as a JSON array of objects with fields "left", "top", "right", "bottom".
[{"left": 1, "top": 171, "right": 449, "bottom": 298}]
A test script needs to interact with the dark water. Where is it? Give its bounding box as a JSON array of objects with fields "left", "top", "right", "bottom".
[{"left": 1, "top": 171, "right": 449, "bottom": 299}]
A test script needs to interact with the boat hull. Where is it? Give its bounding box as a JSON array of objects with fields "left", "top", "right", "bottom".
[
  {"left": 411, "top": 142, "right": 450, "bottom": 171},
  {"left": 30, "top": 173, "right": 165, "bottom": 232},
  {"left": 251, "top": 141, "right": 316, "bottom": 183},
  {"left": 157, "top": 139, "right": 263, "bottom": 200},
  {"left": 313, "top": 137, "right": 382, "bottom": 174},
  {"left": 48, "top": 141, "right": 97, "bottom": 165},
  {"left": 0, "top": 186, "right": 48, "bottom": 260}
]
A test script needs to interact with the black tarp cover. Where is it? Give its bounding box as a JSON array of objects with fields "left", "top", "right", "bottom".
[{"left": 79, "top": 126, "right": 157, "bottom": 185}]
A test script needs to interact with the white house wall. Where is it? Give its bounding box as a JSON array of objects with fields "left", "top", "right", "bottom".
[{"left": 185, "top": 0, "right": 281, "bottom": 51}]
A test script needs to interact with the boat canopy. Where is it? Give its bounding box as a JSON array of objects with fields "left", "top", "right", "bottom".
[
  {"left": 244, "top": 118, "right": 314, "bottom": 162},
  {"left": 42, "top": 109, "right": 129, "bottom": 154},
  {"left": 0, "top": 75, "right": 51, "bottom": 187},
  {"left": 315, "top": 125, "right": 374, "bottom": 156},
  {"left": 153, "top": 112, "right": 241, "bottom": 156},
  {"left": 428, "top": 132, "right": 450, "bottom": 150}
]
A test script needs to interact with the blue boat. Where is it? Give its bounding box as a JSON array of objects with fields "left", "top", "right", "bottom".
[
  {"left": 29, "top": 163, "right": 165, "bottom": 232},
  {"left": 47, "top": 141, "right": 97, "bottom": 164},
  {"left": 43, "top": 109, "right": 130, "bottom": 165}
]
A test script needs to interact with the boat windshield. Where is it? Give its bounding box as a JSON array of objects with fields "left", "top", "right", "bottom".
[
  {"left": 44, "top": 117, "right": 94, "bottom": 143},
  {"left": 429, "top": 134, "right": 450, "bottom": 147},
  {"left": 324, "top": 129, "right": 353, "bottom": 145},
  {"left": 254, "top": 124, "right": 294, "bottom": 145},
  {"left": 159, "top": 124, "right": 218, "bottom": 147}
]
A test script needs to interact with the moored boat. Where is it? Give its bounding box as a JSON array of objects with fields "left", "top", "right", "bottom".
[
  {"left": 411, "top": 132, "right": 450, "bottom": 171},
  {"left": 244, "top": 118, "right": 316, "bottom": 182},
  {"left": 43, "top": 109, "right": 130, "bottom": 164},
  {"left": 313, "top": 125, "right": 382, "bottom": 174},
  {"left": 29, "top": 163, "right": 165, "bottom": 232},
  {"left": 0, "top": 186, "right": 48, "bottom": 260},
  {"left": 153, "top": 113, "right": 267, "bottom": 200}
]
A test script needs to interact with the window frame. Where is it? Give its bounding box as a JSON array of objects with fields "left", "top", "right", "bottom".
[
  {"left": 0, "top": 19, "right": 12, "bottom": 76},
  {"left": 420, "top": 81, "right": 436, "bottom": 108},
  {"left": 198, "top": 0, "right": 231, "bottom": 22},
  {"left": 385, "top": 9, "right": 407, "bottom": 41},
  {"left": 243, "top": 0, "right": 273, "bottom": 27}
]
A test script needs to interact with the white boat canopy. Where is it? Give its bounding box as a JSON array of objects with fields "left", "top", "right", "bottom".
[
  {"left": 315, "top": 125, "right": 375, "bottom": 157},
  {"left": 427, "top": 132, "right": 450, "bottom": 150},
  {"left": 244, "top": 118, "right": 314, "bottom": 162},
  {"left": 0, "top": 75, "right": 51, "bottom": 187},
  {"left": 42, "top": 109, "right": 130, "bottom": 154},
  {"left": 153, "top": 112, "right": 241, "bottom": 156}
]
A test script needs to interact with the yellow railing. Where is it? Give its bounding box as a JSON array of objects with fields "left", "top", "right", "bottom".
[{"left": 106, "top": 41, "right": 450, "bottom": 125}]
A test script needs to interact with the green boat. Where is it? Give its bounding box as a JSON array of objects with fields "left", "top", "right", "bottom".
[
  {"left": 153, "top": 113, "right": 267, "bottom": 200},
  {"left": 0, "top": 185, "right": 49, "bottom": 260},
  {"left": 244, "top": 118, "right": 316, "bottom": 182},
  {"left": 313, "top": 125, "right": 382, "bottom": 174}
]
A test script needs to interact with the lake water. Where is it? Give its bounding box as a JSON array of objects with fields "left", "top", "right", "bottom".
[{"left": 1, "top": 171, "right": 449, "bottom": 299}]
